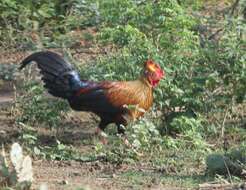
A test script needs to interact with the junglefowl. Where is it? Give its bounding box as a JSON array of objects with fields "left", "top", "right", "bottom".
[{"left": 20, "top": 51, "right": 164, "bottom": 142}]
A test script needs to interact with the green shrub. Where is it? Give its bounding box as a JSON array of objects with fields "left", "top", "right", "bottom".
[
  {"left": 206, "top": 146, "right": 246, "bottom": 177},
  {"left": 16, "top": 82, "right": 69, "bottom": 128}
]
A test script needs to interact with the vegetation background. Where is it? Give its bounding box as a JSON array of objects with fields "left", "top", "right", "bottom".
[{"left": 0, "top": 0, "right": 245, "bottom": 189}]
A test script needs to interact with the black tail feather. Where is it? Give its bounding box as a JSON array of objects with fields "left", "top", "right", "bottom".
[{"left": 20, "top": 51, "right": 82, "bottom": 99}]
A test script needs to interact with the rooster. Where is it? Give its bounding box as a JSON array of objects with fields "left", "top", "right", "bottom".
[{"left": 20, "top": 51, "right": 164, "bottom": 143}]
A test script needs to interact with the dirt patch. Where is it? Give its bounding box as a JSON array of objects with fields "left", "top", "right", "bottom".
[
  {"left": 33, "top": 160, "right": 122, "bottom": 190},
  {"left": 0, "top": 92, "right": 14, "bottom": 108},
  {"left": 32, "top": 159, "right": 181, "bottom": 190}
]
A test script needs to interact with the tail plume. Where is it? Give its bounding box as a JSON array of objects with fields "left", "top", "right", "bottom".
[{"left": 20, "top": 51, "right": 82, "bottom": 99}]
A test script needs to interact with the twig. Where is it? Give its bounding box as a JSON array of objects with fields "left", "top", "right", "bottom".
[
  {"left": 221, "top": 107, "right": 229, "bottom": 139},
  {"left": 223, "top": 156, "right": 232, "bottom": 183},
  {"left": 199, "top": 182, "right": 245, "bottom": 190}
]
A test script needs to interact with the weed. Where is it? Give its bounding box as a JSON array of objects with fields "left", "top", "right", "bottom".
[
  {"left": 15, "top": 82, "right": 69, "bottom": 128},
  {"left": 0, "top": 143, "right": 33, "bottom": 189}
]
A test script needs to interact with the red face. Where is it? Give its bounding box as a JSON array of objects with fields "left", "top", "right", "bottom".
[{"left": 144, "top": 60, "right": 164, "bottom": 87}]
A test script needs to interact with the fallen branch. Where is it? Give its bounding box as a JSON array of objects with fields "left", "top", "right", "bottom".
[{"left": 199, "top": 182, "right": 245, "bottom": 190}]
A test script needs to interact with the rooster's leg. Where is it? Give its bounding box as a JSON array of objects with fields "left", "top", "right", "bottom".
[
  {"left": 117, "top": 124, "right": 125, "bottom": 134},
  {"left": 95, "top": 121, "right": 108, "bottom": 145},
  {"left": 117, "top": 124, "right": 142, "bottom": 156},
  {"left": 117, "top": 124, "right": 132, "bottom": 147},
  {"left": 117, "top": 125, "right": 143, "bottom": 156}
]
